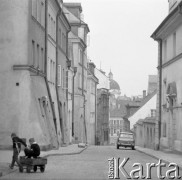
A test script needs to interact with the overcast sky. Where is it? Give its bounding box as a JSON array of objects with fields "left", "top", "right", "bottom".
[{"left": 64, "top": 0, "right": 168, "bottom": 97}]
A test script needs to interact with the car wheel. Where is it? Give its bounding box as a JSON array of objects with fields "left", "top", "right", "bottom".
[
  {"left": 132, "top": 146, "right": 135, "bottom": 150},
  {"left": 116, "top": 145, "right": 119, "bottom": 149}
]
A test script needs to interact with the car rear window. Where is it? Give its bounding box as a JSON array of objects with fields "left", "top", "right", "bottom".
[{"left": 119, "top": 133, "right": 133, "bottom": 138}]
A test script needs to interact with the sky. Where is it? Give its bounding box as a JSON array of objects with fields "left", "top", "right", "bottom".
[{"left": 64, "top": 0, "right": 168, "bottom": 97}]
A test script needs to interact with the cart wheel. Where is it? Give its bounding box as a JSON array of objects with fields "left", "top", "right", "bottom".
[
  {"left": 26, "top": 166, "right": 31, "bottom": 173},
  {"left": 33, "top": 166, "right": 37, "bottom": 172},
  {"left": 40, "top": 165, "right": 45, "bottom": 173},
  {"left": 19, "top": 167, "right": 23, "bottom": 173}
]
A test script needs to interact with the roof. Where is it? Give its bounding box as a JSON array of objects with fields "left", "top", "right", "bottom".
[
  {"left": 110, "top": 99, "right": 140, "bottom": 118},
  {"left": 127, "top": 89, "right": 157, "bottom": 119},
  {"left": 63, "top": 3, "right": 82, "bottom": 13},
  {"left": 143, "top": 117, "right": 156, "bottom": 124},
  {"left": 110, "top": 79, "right": 120, "bottom": 90},
  {"left": 63, "top": 6, "right": 80, "bottom": 24},
  {"left": 151, "top": 1, "right": 182, "bottom": 40},
  {"left": 148, "top": 75, "right": 157, "bottom": 83}
]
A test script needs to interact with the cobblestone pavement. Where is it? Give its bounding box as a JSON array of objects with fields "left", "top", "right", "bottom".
[{"left": 1, "top": 146, "right": 181, "bottom": 180}]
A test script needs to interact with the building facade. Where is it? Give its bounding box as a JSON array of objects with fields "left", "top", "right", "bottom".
[
  {"left": 0, "top": 0, "right": 62, "bottom": 149},
  {"left": 64, "top": 3, "right": 90, "bottom": 143},
  {"left": 133, "top": 116, "right": 155, "bottom": 149},
  {"left": 0, "top": 0, "right": 97, "bottom": 149},
  {"left": 151, "top": 0, "right": 182, "bottom": 152},
  {"left": 56, "top": 2, "right": 71, "bottom": 145},
  {"left": 95, "top": 68, "right": 110, "bottom": 145},
  {"left": 86, "top": 62, "right": 98, "bottom": 145}
]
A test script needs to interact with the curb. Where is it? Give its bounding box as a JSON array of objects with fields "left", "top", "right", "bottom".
[
  {"left": 136, "top": 148, "right": 182, "bottom": 171},
  {"left": 42, "top": 146, "right": 88, "bottom": 158},
  {"left": 0, "top": 146, "right": 88, "bottom": 178}
]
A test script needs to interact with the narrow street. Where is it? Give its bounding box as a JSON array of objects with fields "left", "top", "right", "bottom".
[{"left": 1, "top": 146, "right": 182, "bottom": 180}]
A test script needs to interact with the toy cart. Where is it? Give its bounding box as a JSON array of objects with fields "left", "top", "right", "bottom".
[{"left": 19, "top": 156, "right": 47, "bottom": 173}]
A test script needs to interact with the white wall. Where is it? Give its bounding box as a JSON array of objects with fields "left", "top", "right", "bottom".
[
  {"left": 129, "top": 94, "right": 157, "bottom": 129},
  {"left": 95, "top": 68, "right": 110, "bottom": 89}
]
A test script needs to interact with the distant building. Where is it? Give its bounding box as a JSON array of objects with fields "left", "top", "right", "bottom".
[
  {"left": 108, "top": 70, "right": 121, "bottom": 98},
  {"left": 95, "top": 68, "right": 110, "bottom": 145},
  {"left": 129, "top": 90, "right": 157, "bottom": 130},
  {"left": 108, "top": 71, "right": 149, "bottom": 144},
  {"left": 151, "top": 0, "right": 182, "bottom": 152},
  {"left": 109, "top": 99, "right": 130, "bottom": 144},
  {"left": 86, "top": 62, "right": 98, "bottom": 145},
  {"left": 64, "top": 3, "right": 90, "bottom": 144},
  {"left": 147, "top": 75, "right": 157, "bottom": 95},
  {"left": 133, "top": 116, "right": 156, "bottom": 149}
]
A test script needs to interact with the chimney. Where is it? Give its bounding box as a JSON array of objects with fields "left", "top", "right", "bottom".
[
  {"left": 89, "top": 62, "right": 95, "bottom": 75},
  {"left": 143, "top": 90, "right": 146, "bottom": 98}
]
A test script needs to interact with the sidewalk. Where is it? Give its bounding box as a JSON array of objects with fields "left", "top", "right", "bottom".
[
  {"left": 0, "top": 144, "right": 87, "bottom": 177},
  {"left": 136, "top": 146, "right": 182, "bottom": 170}
]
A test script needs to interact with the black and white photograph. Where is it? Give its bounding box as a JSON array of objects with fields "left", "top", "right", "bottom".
[{"left": 0, "top": 0, "right": 182, "bottom": 179}]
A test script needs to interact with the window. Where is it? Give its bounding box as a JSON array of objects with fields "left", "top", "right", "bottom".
[
  {"left": 78, "top": 49, "right": 82, "bottom": 64},
  {"left": 151, "top": 109, "right": 156, "bottom": 117},
  {"left": 40, "top": 1, "right": 45, "bottom": 27},
  {"left": 58, "top": 65, "right": 62, "bottom": 86},
  {"left": 164, "top": 40, "right": 167, "bottom": 62},
  {"left": 173, "top": 32, "right": 176, "bottom": 57},
  {"left": 114, "top": 129, "right": 116, "bottom": 134},
  {"left": 50, "top": 60, "right": 53, "bottom": 82},
  {"left": 53, "top": 20, "right": 56, "bottom": 39},
  {"left": 47, "top": 58, "right": 51, "bottom": 81},
  {"left": 110, "top": 129, "right": 113, "bottom": 136},
  {"left": 53, "top": 61, "right": 55, "bottom": 83},
  {"left": 163, "top": 122, "right": 167, "bottom": 137},
  {"left": 32, "top": 40, "right": 35, "bottom": 66},
  {"left": 58, "top": 29, "right": 62, "bottom": 47},
  {"left": 110, "top": 120, "right": 113, "bottom": 125},
  {"left": 62, "top": 68, "right": 65, "bottom": 88},
  {"left": 32, "top": 0, "right": 45, "bottom": 27},
  {"left": 37, "top": 0, "right": 41, "bottom": 23},
  {"left": 104, "top": 131, "right": 108, "bottom": 141},
  {"left": 41, "top": 48, "right": 44, "bottom": 72},
  {"left": 32, "top": 0, "right": 37, "bottom": 18},
  {"left": 37, "top": 44, "right": 39, "bottom": 68},
  {"left": 78, "top": 73, "right": 82, "bottom": 88}
]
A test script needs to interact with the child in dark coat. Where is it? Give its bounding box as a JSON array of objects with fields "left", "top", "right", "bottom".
[
  {"left": 24, "top": 138, "right": 40, "bottom": 158},
  {"left": 9, "top": 133, "right": 27, "bottom": 169}
]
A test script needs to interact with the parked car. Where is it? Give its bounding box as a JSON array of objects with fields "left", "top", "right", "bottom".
[{"left": 116, "top": 132, "right": 135, "bottom": 150}]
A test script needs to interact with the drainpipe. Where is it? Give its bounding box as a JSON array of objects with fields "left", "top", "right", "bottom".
[
  {"left": 72, "top": 67, "right": 77, "bottom": 139},
  {"left": 95, "top": 81, "right": 98, "bottom": 145},
  {"left": 158, "top": 39, "right": 162, "bottom": 150},
  {"left": 56, "top": 9, "right": 63, "bottom": 145},
  {"left": 44, "top": 0, "right": 57, "bottom": 134},
  {"left": 82, "top": 53, "right": 87, "bottom": 144}
]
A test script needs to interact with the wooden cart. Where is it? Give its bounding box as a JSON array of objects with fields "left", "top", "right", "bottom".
[{"left": 19, "top": 156, "right": 47, "bottom": 173}]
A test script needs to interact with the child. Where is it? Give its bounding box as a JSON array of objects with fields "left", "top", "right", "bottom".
[
  {"left": 24, "top": 138, "right": 40, "bottom": 158},
  {"left": 9, "top": 133, "right": 27, "bottom": 169}
]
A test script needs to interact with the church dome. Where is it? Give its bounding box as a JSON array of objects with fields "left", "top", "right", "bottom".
[{"left": 110, "top": 79, "right": 120, "bottom": 90}]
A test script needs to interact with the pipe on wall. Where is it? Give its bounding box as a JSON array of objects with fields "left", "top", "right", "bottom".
[
  {"left": 158, "top": 39, "right": 162, "bottom": 150},
  {"left": 56, "top": 8, "right": 63, "bottom": 145},
  {"left": 44, "top": 0, "right": 57, "bottom": 135}
]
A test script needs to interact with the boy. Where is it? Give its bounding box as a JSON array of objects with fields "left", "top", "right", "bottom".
[
  {"left": 24, "top": 138, "right": 40, "bottom": 158},
  {"left": 9, "top": 133, "right": 27, "bottom": 169}
]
